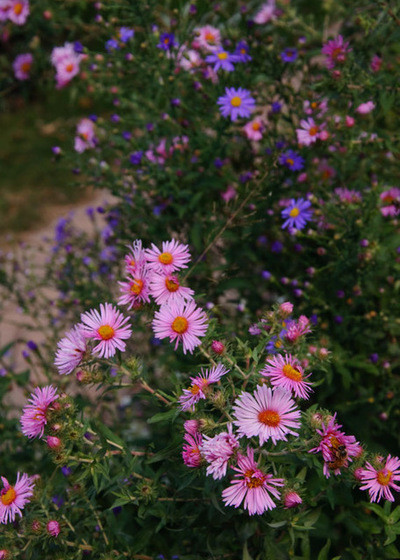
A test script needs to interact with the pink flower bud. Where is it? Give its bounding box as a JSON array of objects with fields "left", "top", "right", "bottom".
[
  {"left": 356, "top": 101, "right": 375, "bottom": 115},
  {"left": 284, "top": 491, "right": 303, "bottom": 509},
  {"left": 211, "top": 340, "right": 225, "bottom": 355},
  {"left": 279, "top": 302, "right": 293, "bottom": 318},
  {"left": 319, "top": 130, "right": 329, "bottom": 141},
  {"left": 353, "top": 467, "right": 364, "bottom": 481},
  {"left": 184, "top": 420, "right": 200, "bottom": 436},
  {"left": 47, "top": 436, "right": 62, "bottom": 449},
  {"left": 345, "top": 115, "right": 355, "bottom": 127},
  {"left": 43, "top": 10, "right": 52, "bottom": 20},
  {"left": 0, "top": 550, "right": 9, "bottom": 560},
  {"left": 47, "top": 520, "right": 61, "bottom": 538},
  {"left": 31, "top": 520, "right": 41, "bottom": 533}
]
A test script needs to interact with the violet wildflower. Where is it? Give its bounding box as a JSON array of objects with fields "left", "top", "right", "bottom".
[
  {"left": 281, "top": 48, "right": 298, "bottom": 62},
  {"left": 217, "top": 87, "right": 256, "bottom": 121},
  {"left": 321, "top": 35, "right": 351, "bottom": 69},
  {"left": 205, "top": 48, "right": 236, "bottom": 72},
  {"left": 157, "top": 32, "right": 177, "bottom": 51},
  {"left": 278, "top": 150, "right": 304, "bottom": 171},
  {"left": 281, "top": 198, "right": 313, "bottom": 230}
]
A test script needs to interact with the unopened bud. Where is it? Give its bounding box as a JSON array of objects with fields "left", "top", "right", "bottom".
[
  {"left": 279, "top": 302, "right": 293, "bottom": 319},
  {"left": 284, "top": 490, "right": 302, "bottom": 509},
  {"left": 47, "top": 436, "right": 62, "bottom": 450},
  {"left": 211, "top": 340, "right": 225, "bottom": 355},
  {"left": 46, "top": 520, "right": 61, "bottom": 538}
]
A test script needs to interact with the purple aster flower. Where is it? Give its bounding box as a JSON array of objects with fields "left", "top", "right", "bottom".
[
  {"left": 205, "top": 48, "right": 236, "bottom": 72},
  {"left": 271, "top": 101, "right": 282, "bottom": 113},
  {"left": 281, "top": 48, "right": 298, "bottom": 62},
  {"left": 106, "top": 38, "right": 119, "bottom": 52},
  {"left": 74, "top": 41, "right": 84, "bottom": 53},
  {"left": 234, "top": 41, "right": 252, "bottom": 63},
  {"left": 119, "top": 27, "right": 134, "bottom": 42},
  {"left": 130, "top": 151, "right": 143, "bottom": 165},
  {"left": 217, "top": 87, "right": 256, "bottom": 121},
  {"left": 271, "top": 241, "right": 283, "bottom": 253},
  {"left": 122, "top": 131, "right": 132, "bottom": 141},
  {"left": 281, "top": 198, "right": 313, "bottom": 230},
  {"left": 278, "top": 150, "right": 305, "bottom": 171},
  {"left": 157, "top": 32, "right": 177, "bottom": 51}
]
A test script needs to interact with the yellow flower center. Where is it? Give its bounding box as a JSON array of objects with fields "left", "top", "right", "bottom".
[
  {"left": 286, "top": 158, "right": 294, "bottom": 166},
  {"left": 130, "top": 278, "right": 144, "bottom": 295},
  {"left": 190, "top": 384, "right": 200, "bottom": 395},
  {"left": 309, "top": 126, "right": 319, "bottom": 136},
  {"left": 274, "top": 340, "right": 282, "bottom": 348},
  {"left": 252, "top": 122, "right": 261, "bottom": 131},
  {"left": 66, "top": 63, "right": 74, "bottom": 73},
  {"left": 21, "top": 62, "right": 31, "bottom": 73},
  {"left": 158, "top": 252, "right": 173, "bottom": 265},
  {"left": 230, "top": 96, "right": 242, "bottom": 107},
  {"left": 245, "top": 469, "right": 265, "bottom": 489},
  {"left": 258, "top": 409, "right": 280, "bottom": 427},
  {"left": 1, "top": 487, "right": 16, "bottom": 506},
  {"left": 172, "top": 316, "right": 188, "bottom": 334},
  {"left": 98, "top": 325, "right": 115, "bottom": 340},
  {"left": 81, "top": 132, "right": 89, "bottom": 141},
  {"left": 377, "top": 469, "right": 392, "bottom": 486},
  {"left": 282, "top": 364, "right": 303, "bottom": 382},
  {"left": 14, "top": 3, "right": 23, "bottom": 15},
  {"left": 165, "top": 276, "right": 180, "bottom": 292},
  {"left": 289, "top": 207, "right": 300, "bottom": 218},
  {"left": 218, "top": 52, "right": 228, "bottom": 60}
]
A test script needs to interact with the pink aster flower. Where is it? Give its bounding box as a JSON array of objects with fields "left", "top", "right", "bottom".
[
  {"left": 178, "top": 363, "right": 229, "bottom": 411},
  {"left": 74, "top": 118, "right": 96, "bottom": 153},
  {"left": 20, "top": 385, "right": 59, "bottom": 439},
  {"left": 124, "top": 239, "right": 147, "bottom": 275},
  {"left": 200, "top": 424, "right": 239, "bottom": 480},
  {"left": 152, "top": 300, "right": 208, "bottom": 354},
  {"left": 80, "top": 303, "right": 132, "bottom": 358},
  {"left": 321, "top": 35, "right": 352, "bottom": 69},
  {"left": 54, "top": 324, "right": 88, "bottom": 375},
  {"left": 149, "top": 272, "right": 194, "bottom": 306},
  {"left": 309, "top": 414, "right": 362, "bottom": 478},
  {"left": 51, "top": 43, "right": 81, "bottom": 89},
  {"left": 254, "top": 1, "right": 277, "bottom": 24},
  {"left": 233, "top": 385, "right": 301, "bottom": 445},
  {"left": 356, "top": 101, "right": 375, "bottom": 115},
  {"left": 284, "top": 316, "right": 312, "bottom": 343},
  {"left": 145, "top": 138, "right": 173, "bottom": 164},
  {"left": 296, "top": 118, "right": 321, "bottom": 146},
  {"left": 0, "top": 473, "right": 35, "bottom": 524},
  {"left": 222, "top": 447, "right": 284, "bottom": 515},
  {"left": 117, "top": 267, "right": 151, "bottom": 310},
  {"left": 379, "top": 187, "right": 400, "bottom": 217},
  {"left": 359, "top": 455, "right": 400, "bottom": 503},
  {"left": 7, "top": 0, "right": 29, "bottom": 25},
  {"left": 176, "top": 46, "right": 202, "bottom": 71},
  {"left": 260, "top": 354, "right": 313, "bottom": 399},
  {"left": 145, "top": 239, "right": 191, "bottom": 274},
  {"left": 0, "top": 1, "right": 11, "bottom": 22},
  {"left": 13, "top": 53, "right": 33, "bottom": 80},
  {"left": 182, "top": 431, "right": 203, "bottom": 467},
  {"left": 194, "top": 25, "right": 222, "bottom": 52},
  {"left": 217, "top": 87, "right": 256, "bottom": 121},
  {"left": 243, "top": 117, "right": 265, "bottom": 141}
]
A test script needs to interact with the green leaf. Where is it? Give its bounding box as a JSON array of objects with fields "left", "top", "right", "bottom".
[
  {"left": 317, "top": 539, "right": 331, "bottom": 560},
  {"left": 147, "top": 408, "right": 178, "bottom": 424},
  {"left": 362, "top": 501, "right": 387, "bottom": 520},
  {"left": 95, "top": 421, "right": 128, "bottom": 451},
  {"left": 242, "top": 541, "right": 254, "bottom": 560}
]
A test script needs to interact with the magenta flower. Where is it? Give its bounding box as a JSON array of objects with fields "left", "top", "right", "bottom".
[
  {"left": 243, "top": 117, "right": 265, "bottom": 141},
  {"left": 217, "top": 87, "right": 256, "bottom": 121},
  {"left": 284, "top": 490, "right": 303, "bottom": 509},
  {"left": 149, "top": 272, "right": 194, "bottom": 306},
  {"left": 8, "top": 0, "right": 29, "bottom": 25},
  {"left": 13, "top": 53, "right": 32, "bottom": 80},
  {"left": 356, "top": 101, "right": 375, "bottom": 115},
  {"left": 46, "top": 520, "right": 61, "bottom": 537},
  {"left": 260, "top": 354, "right": 313, "bottom": 399},
  {"left": 359, "top": 455, "right": 400, "bottom": 502},
  {"left": 281, "top": 198, "right": 313, "bottom": 230},
  {"left": 117, "top": 268, "right": 151, "bottom": 310},
  {"left": 284, "top": 316, "right": 312, "bottom": 343},
  {"left": 20, "top": 385, "right": 59, "bottom": 439},
  {"left": 54, "top": 325, "right": 87, "bottom": 375},
  {"left": 296, "top": 118, "right": 321, "bottom": 146},
  {"left": 152, "top": 299, "right": 208, "bottom": 354},
  {"left": 200, "top": 424, "right": 239, "bottom": 480},
  {"left": 145, "top": 239, "right": 191, "bottom": 274},
  {"left": 0, "top": 473, "right": 35, "bottom": 524},
  {"left": 80, "top": 303, "right": 132, "bottom": 358},
  {"left": 222, "top": 448, "right": 284, "bottom": 515},
  {"left": 233, "top": 385, "right": 301, "bottom": 445},
  {"left": 178, "top": 363, "right": 229, "bottom": 411},
  {"left": 51, "top": 43, "right": 82, "bottom": 89},
  {"left": 321, "top": 35, "right": 351, "bottom": 69},
  {"left": 182, "top": 431, "right": 203, "bottom": 468}
]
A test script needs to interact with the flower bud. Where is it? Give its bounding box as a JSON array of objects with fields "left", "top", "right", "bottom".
[
  {"left": 279, "top": 302, "right": 293, "bottom": 318},
  {"left": 31, "top": 520, "right": 42, "bottom": 533},
  {"left": 284, "top": 490, "right": 302, "bottom": 509},
  {"left": 211, "top": 340, "right": 225, "bottom": 355},
  {"left": 0, "top": 550, "right": 9, "bottom": 559},
  {"left": 47, "top": 520, "right": 61, "bottom": 538},
  {"left": 47, "top": 436, "right": 62, "bottom": 450}
]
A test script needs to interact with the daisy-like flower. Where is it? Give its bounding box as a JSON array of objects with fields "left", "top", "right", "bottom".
[
  {"left": 74, "top": 118, "right": 96, "bottom": 153},
  {"left": 321, "top": 35, "right": 351, "bottom": 69},
  {"left": 234, "top": 41, "right": 252, "bottom": 63},
  {"left": 309, "top": 414, "right": 363, "bottom": 478},
  {"left": 0, "top": 473, "right": 35, "bottom": 524},
  {"left": 284, "top": 316, "right": 312, "bottom": 342},
  {"left": 157, "top": 32, "right": 177, "bottom": 51},
  {"left": 217, "top": 87, "right": 256, "bottom": 122},
  {"left": 254, "top": 0, "right": 277, "bottom": 24},
  {"left": 0, "top": 0, "right": 11, "bottom": 22},
  {"left": 149, "top": 272, "right": 194, "bottom": 306},
  {"left": 205, "top": 48, "right": 236, "bottom": 72},
  {"left": 50, "top": 42, "right": 82, "bottom": 89},
  {"left": 233, "top": 385, "right": 301, "bottom": 445},
  {"left": 20, "top": 386, "right": 59, "bottom": 439},
  {"left": 200, "top": 424, "right": 239, "bottom": 480},
  {"left": 145, "top": 239, "right": 191, "bottom": 274},
  {"left": 281, "top": 48, "right": 298, "bottom": 62},
  {"left": 243, "top": 117, "right": 265, "bottom": 141},
  {"left": 296, "top": 118, "right": 321, "bottom": 146},
  {"left": 222, "top": 447, "right": 284, "bottom": 515},
  {"left": 278, "top": 150, "right": 304, "bottom": 171},
  {"left": 281, "top": 198, "right": 313, "bottom": 230},
  {"left": 117, "top": 267, "right": 151, "bottom": 310},
  {"left": 124, "top": 239, "right": 147, "bottom": 275},
  {"left": 379, "top": 187, "right": 400, "bottom": 218},
  {"left": 182, "top": 431, "right": 203, "bottom": 467},
  {"left": 7, "top": 0, "right": 29, "bottom": 25},
  {"left": 13, "top": 53, "right": 33, "bottom": 80},
  {"left": 80, "top": 303, "right": 132, "bottom": 358},
  {"left": 178, "top": 363, "right": 229, "bottom": 411},
  {"left": 260, "top": 354, "right": 313, "bottom": 399},
  {"left": 194, "top": 25, "right": 222, "bottom": 52},
  {"left": 359, "top": 455, "right": 400, "bottom": 503},
  {"left": 54, "top": 324, "right": 88, "bottom": 375},
  {"left": 152, "top": 299, "right": 208, "bottom": 354}
]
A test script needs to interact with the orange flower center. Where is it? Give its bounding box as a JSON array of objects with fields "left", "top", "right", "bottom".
[
  {"left": 311, "top": 101, "right": 318, "bottom": 109},
  {"left": 282, "top": 364, "right": 303, "bottom": 382},
  {"left": 332, "top": 47, "right": 342, "bottom": 59},
  {"left": 1, "top": 487, "right": 16, "bottom": 506},
  {"left": 14, "top": 3, "right": 23, "bottom": 15},
  {"left": 165, "top": 276, "right": 179, "bottom": 292},
  {"left": 81, "top": 132, "right": 89, "bottom": 141},
  {"left": 286, "top": 158, "right": 294, "bottom": 166},
  {"left": 172, "top": 316, "right": 188, "bottom": 334},
  {"left": 130, "top": 278, "right": 144, "bottom": 295},
  {"left": 258, "top": 409, "right": 280, "bottom": 427},
  {"left": 21, "top": 62, "right": 31, "bottom": 73},
  {"left": 218, "top": 52, "right": 228, "bottom": 60},
  {"left": 245, "top": 469, "right": 265, "bottom": 489},
  {"left": 98, "top": 325, "right": 115, "bottom": 340},
  {"left": 66, "top": 63, "right": 74, "bottom": 72},
  {"left": 190, "top": 384, "right": 201, "bottom": 395},
  {"left": 252, "top": 122, "right": 261, "bottom": 131},
  {"left": 205, "top": 32, "right": 216, "bottom": 43},
  {"left": 309, "top": 126, "right": 319, "bottom": 136},
  {"left": 158, "top": 251, "right": 173, "bottom": 265},
  {"left": 230, "top": 96, "right": 242, "bottom": 107},
  {"left": 377, "top": 469, "right": 392, "bottom": 486},
  {"left": 289, "top": 207, "right": 300, "bottom": 218}
]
